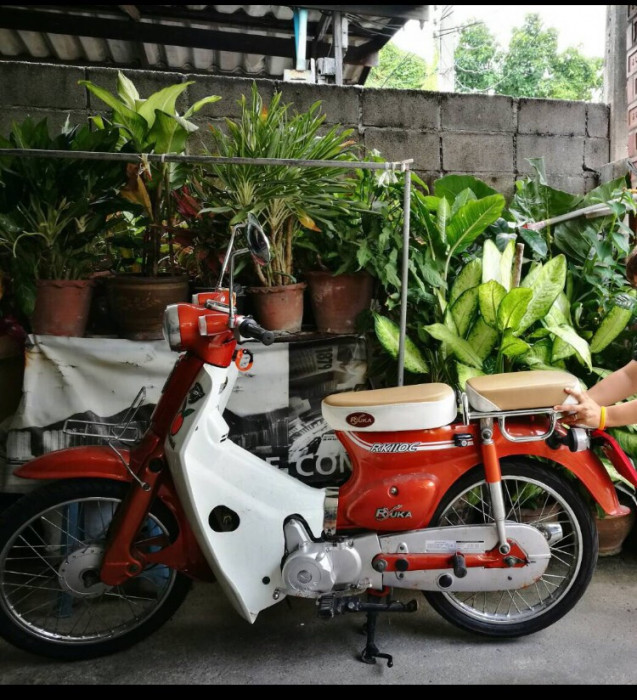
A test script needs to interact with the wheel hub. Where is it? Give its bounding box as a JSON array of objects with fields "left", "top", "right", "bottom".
[{"left": 58, "top": 546, "right": 111, "bottom": 599}]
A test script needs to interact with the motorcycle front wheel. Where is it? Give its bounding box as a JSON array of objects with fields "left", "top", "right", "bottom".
[
  {"left": 423, "top": 458, "right": 598, "bottom": 638},
  {"left": 0, "top": 478, "right": 192, "bottom": 660}
]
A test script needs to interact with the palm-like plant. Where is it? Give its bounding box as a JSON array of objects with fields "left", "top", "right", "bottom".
[{"left": 201, "top": 82, "right": 359, "bottom": 287}]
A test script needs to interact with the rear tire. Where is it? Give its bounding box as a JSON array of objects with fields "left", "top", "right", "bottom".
[
  {"left": 0, "top": 478, "right": 192, "bottom": 660},
  {"left": 423, "top": 458, "right": 597, "bottom": 638}
]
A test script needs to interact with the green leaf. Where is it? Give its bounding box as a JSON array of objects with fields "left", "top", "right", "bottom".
[
  {"left": 545, "top": 323, "right": 592, "bottom": 371},
  {"left": 434, "top": 174, "right": 499, "bottom": 201},
  {"left": 590, "top": 291, "right": 637, "bottom": 354},
  {"left": 466, "top": 317, "right": 499, "bottom": 361},
  {"left": 499, "top": 239, "right": 516, "bottom": 292},
  {"left": 517, "top": 255, "right": 567, "bottom": 333},
  {"left": 148, "top": 111, "right": 189, "bottom": 154},
  {"left": 501, "top": 329, "right": 531, "bottom": 358},
  {"left": 137, "top": 82, "right": 194, "bottom": 128},
  {"left": 450, "top": 287, "right": 479, "bottom": 338},
  {"left": 497, "top": 287, "right": 533, "bottom": 332},
  {"left": 456, "top": 362, "right": 485, "bottom": 390},
  {"left": 183, "top": 95, "right": 222, "bottom": 119},
  {"left": 424, "top": 323, "right": 484, "bottom": 369},
  {"left": 478, "top": 280, "right": 507, "bottom": 328},
  {"left": 117, "top": 72, "right": 140, "bottom": 109},
  {"left": 482, "top": 238, "right": 502, "bottom": 284},
  {"left": 373, "top": 314, "right": 429, "bottom": 375},
  {"left": 446, "top": 195, "right": 506, "bottom": 256},
  {"left": 449, "top": 258, "right": 482, "bottom": 305}
]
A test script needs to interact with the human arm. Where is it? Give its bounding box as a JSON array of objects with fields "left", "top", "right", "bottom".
[{"left": 553, "top": 360, "right": 637, "bottom": 429}]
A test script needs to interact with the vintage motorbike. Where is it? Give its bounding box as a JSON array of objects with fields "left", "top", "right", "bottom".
[{"left": 1, "top": 215, "right": 637, "bottom": 668}]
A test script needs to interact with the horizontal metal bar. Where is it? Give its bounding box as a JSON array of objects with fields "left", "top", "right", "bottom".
[{"left": 0, "top": 149, "right": 413, "bottom": 171}]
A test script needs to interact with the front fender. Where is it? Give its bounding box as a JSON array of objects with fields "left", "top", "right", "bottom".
[{"left": 14, "top": 446, "right": 131, "bottom": 483}]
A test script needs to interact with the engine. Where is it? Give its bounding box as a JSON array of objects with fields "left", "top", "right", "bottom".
[{"left": 280, "top": 519, "right": 380, "bottom": 597}]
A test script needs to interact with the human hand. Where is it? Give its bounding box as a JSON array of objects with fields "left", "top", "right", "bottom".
[{"left": 553, "top": 387, "right": 602, "bottom": 428}]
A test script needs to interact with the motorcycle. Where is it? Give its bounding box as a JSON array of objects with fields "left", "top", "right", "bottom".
[{"left": 1, "top": 214, "right": 637, "bottom": 669}]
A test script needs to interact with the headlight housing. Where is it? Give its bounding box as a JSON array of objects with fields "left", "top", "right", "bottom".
[{"left": 163, "top": 305, "right": 183, "bottom": 351}]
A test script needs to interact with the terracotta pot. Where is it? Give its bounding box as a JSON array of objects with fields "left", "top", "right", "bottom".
[
  {"left": 107, "top": 274, "right": 190, "bottom": 341},
  {"left": 597, "top": 506, "right": 635, "bottom": 557},
  {"left": 306, "top": 271, "right": 373, "bottom": 334},
  {"left": 247, "top": 282, "right": 307, "bottom": 333},
  {"left": 31, "top": 279, "right": 95, "bottom": 337}
]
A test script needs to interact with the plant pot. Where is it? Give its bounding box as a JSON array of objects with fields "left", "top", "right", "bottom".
[
  {"left": 31, "top": 279, "right": 96, "bottom": 337},
  {"left": 247, "top": 282, "right": 307, "bottom": 333},
  {"left": 306, "top": 271, "right": 373, "bottom": 334},
  {"left": 107, "top": 274, "right": 190, "bottom": 341},
  {"left": 597, "top": 505, "right": 635, "bottom": 557}
]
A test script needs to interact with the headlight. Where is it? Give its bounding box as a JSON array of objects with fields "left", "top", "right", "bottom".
[{"left": 163, "top": 305, "right": 183, "bottom": 351}]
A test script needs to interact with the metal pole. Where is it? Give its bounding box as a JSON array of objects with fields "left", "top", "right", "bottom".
[
  {"left": 334, "top": 11, "right": 344, "bottom": 86},
  {"left": 398, "top": 166, "right": 412, "bottom": 387}
]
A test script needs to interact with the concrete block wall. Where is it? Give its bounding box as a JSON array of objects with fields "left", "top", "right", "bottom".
[{"left": 0, "top": 61, "right": 611, "bottom": 199}]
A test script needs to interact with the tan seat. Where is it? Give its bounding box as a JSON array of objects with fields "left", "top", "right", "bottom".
[
  {"left": 465, "top": 370, "right": 581, "bottom": 412},
  {"left": 322, "top": 383, "right": 457, "bottom": 432}
]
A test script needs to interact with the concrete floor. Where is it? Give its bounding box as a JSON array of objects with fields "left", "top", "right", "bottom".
[{"left": 1, "top": 546, "right": 637, "bottom": 686}]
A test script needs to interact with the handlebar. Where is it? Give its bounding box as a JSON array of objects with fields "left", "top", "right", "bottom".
[{"left": 239, "top": 317, "right": 276, "bottom": 346}]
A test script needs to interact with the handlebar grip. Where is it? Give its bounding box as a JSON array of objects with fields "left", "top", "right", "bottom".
[{"left": 239, "top": 318, "right": 276, "bottom": 346}]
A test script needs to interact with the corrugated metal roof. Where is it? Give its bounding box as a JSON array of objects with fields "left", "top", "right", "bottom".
[{"left": 0, "top": 5, "right": 431, "bottom": 85}]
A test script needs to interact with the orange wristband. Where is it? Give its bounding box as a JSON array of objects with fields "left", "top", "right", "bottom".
[{"left": 599, "top": 406, "right": 607, "bottom": 431}]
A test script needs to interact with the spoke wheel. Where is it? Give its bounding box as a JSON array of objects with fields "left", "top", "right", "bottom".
[
  {"left": 0, "top": 479, "right": 191, "bottom": 660},
  {"left": 423, "top": 459, "right": 597, "bottom": 638}
]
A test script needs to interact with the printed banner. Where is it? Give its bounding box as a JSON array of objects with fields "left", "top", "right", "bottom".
[{"left": 1, "top": 334, "right": 368, "bottom": 493}]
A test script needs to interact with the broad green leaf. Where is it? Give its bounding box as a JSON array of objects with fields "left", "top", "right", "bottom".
[
  {"left": 478, "top": 280, "right": 507, "bottom": 329},
  {"left": 137, "top": 82, "right": 194, "bottom": 129},
  {"left": 552, "top": 336, "right": 577, "bottom": 363},
  {"left": 433, "top": 174, "right": 499, "bottom": 201},
  {"left": 148, "top": 111, "right": 189, "bottom": 154},
  {"left": 501, "top": 329, "right": 531, "bottom": 358},
  {"left": 517, "top": 226, "right": 548, "bottom": 258},
  {"left": 456, "top": 362, "right": 485, "bottom": 390},
  {"left": 446, "top": 195, "right": 506, "bottom": 256},
  {"left": 424, "top": 323, "right": 484, "bottom": 369},
  {"left": 466, "top": 317, "right": 499, "bottom": 360},
  {"left": 183, "top": 95, "right": 222, "bottom": 119},
  {"left": 497, "top": 287, "right": 532, "bottom": 332},
  {"left": 546, "top": 291, "right": 572, "bottom": 327},
  {"left": 545, "top": 323, "right": 592, "bottom": 371},
  {"left": 79, "top": 81, "right": 148, "bottom": 146},
  {"left": 117, "top": 72, "right": 140, "bottom": 109},
  {"left": 437, "top": 196, "right": 450, "bottom": 247},
  {"left": 449, "top": 258, "right": 482, "bottom": 305},
  {"left": 518, "top": 255, "right": 567, "bottom": 333},
  {"left": 450, "top": 287, "right": 479, "bottom": 338},
  {"left": 499, "top": 239, "right": 516, "bottom": 292},
  {"left": 590, "top": 291, "right": 637, "bottom": 354},
  {"left": 482, "top": 238, "right": 502, "bottom": 284},
  {"left": 373, "top": 314, "right": 429, "bottom": 375}
]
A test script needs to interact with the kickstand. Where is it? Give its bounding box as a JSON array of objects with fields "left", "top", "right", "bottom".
[{"left": 360, "top": 604, "right": 393, "bottom": 668}]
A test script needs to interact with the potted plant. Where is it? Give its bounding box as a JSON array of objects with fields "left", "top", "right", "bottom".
[
  {"left": 199, "top": 82, "right": 359, "bottom": 333},
  {"left": 78, "top": 71, "right": 222, "bottom": 340},
  {"left": 0, "top": 116, "right": 129, "bottom": 337}
]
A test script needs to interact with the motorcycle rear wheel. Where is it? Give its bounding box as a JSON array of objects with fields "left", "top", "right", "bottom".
[
  {"left": 423, "top": 458, "right": 597, "bottom": 638},
  {"left": 0, "top": 478, "right": 192, "bottom": 660}
]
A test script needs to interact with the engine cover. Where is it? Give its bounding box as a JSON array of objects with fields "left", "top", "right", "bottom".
[{"left": 280, "top": 520, "right": 381, "bottom": 597}]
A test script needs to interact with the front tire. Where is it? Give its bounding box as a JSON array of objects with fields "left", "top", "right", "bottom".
[
  {"left": 0, "top": 479, "right": 192, "bottom": 660},
  {"left": 424, "top": 458, "right": 598, "bottom": 638}
]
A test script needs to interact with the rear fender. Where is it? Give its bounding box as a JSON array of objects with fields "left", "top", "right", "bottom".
[
  {"left": 496, "top": 433, "right": 627, "bottom": 517},
  {"left": 14, "top": 446, "right": 131, "bottom": 483}
]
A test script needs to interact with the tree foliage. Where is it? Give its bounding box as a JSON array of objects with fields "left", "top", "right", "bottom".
[
  {"left": 367, "top": 42, "right": 435, "bottom": 90},
  {"left": 454, "top": 13, "right": 603, "bottom": 100}
]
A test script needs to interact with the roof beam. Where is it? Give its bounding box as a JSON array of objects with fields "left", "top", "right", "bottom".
[
  {"left": 0, "top": 7, "right": 333, "bottom": 58},
  {"left": 296, "top": 5, "right": 429, "bottom": 22}
]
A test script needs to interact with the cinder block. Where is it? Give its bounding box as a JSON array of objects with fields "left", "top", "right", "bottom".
[
  {"left": 274, "top": 81, "right": 361, "bottom": 126},
  {"left": 0, "top": 62, "right": 86, "bottom": 109},
  {"left": 585, "top": 138, "right": 611, "bottom": 170},
  {"left": 542, "top": 174, "right": 588, "bottom": 195},
  {"left": 361, "top": 88, "right": 440, "bottom": 130},
  {"left": 363, "top": 128, "right": 440, "bottom": 171},
  {"left": 518, "top": 99, "right": 587, "bottom": 136},
  {"left": 445, "top": 172, "right": 516, "bottom": 200},
  {"left": 442, "top": 133, "right": 514, "bottom": 173},
  {"left": 83, "top": 67, "right": 190, "bottom": 114},
  {"left": 587, "top": 103, "right": 610, "bottom": 138},
  {"left": 441, "top": 94, "right": 515, "bottom": 133},
  {"left": 0, "top": 108, "right": 87, "bottom": 139},
  {"left": 188, "top": 75, "right": 270, "bottom": 119},
  {"left": 517, "top": 135, "right": 585, "bottom": 175}
]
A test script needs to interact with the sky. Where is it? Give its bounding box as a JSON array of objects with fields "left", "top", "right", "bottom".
[{"left": 392, "top": 5, "right": 608, "bottom": 61}]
